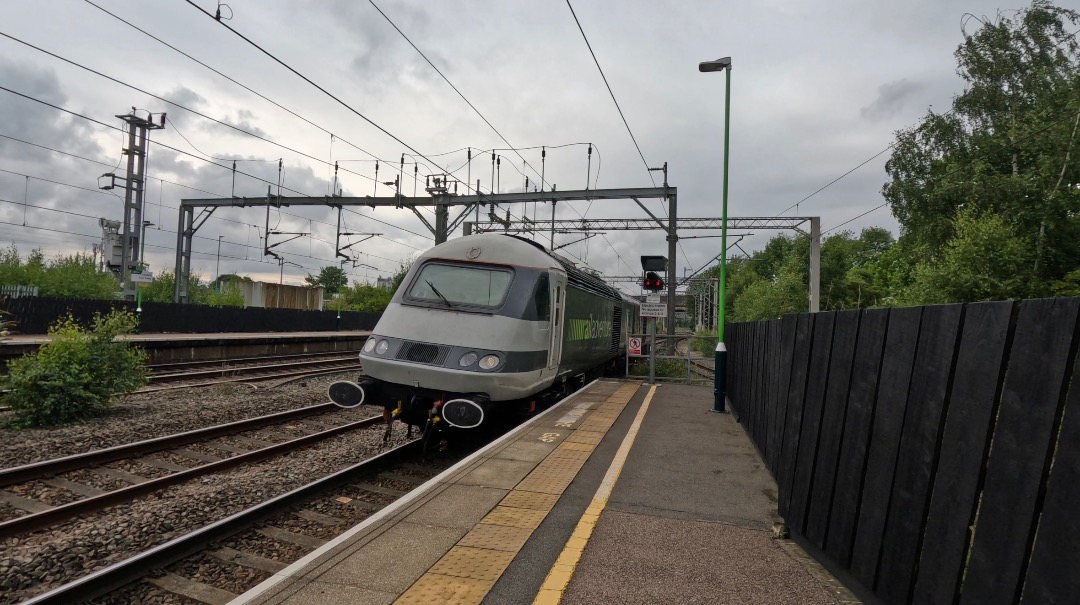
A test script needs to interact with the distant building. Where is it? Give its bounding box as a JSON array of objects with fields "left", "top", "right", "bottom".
[
  {"left": 235, "top": 281, "right": 324, "bottom": 310},
  {"left": 377, "top": 276, "right": 393, "bottom": 290}
]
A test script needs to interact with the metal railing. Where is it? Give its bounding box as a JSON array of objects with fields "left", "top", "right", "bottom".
[{"left": 625, "top": 332, "right": 714, "bottom": 384}]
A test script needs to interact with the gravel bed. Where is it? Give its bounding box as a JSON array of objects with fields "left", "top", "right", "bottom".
[
  {"left": 373, "top": 477, "right": 424, "bottom": 492},
  {"left": 108, "top": 459, "right": 171, "bottom": 480},
  {"left": 172, "top": 441, "right": 233, "bottom": 460},
  {"left": 0, "top": 420, "right": 410, "bottom": 604},
  {"left": 0, "top": 503, "right": 27, "bottom": 523},
  {"left": 275, "top": 514, "right": 344, "bottom": 541},
  {"left": 168, "top": 553, "right": 271, "bottom": 596},
  {"left": 6, "top": 480, "right": 80, "bottom": 507},
  {"left": 146, "top": 451, "right": 198, "bottom": 469},
  {"left": 303, "top": 496, "right": 374, "bottom": 522},
  {"left": 92, "top": 580, "right": 204, "bottom": 605},
  {"left": 61, "top": 469, "right": 129, "bottom": 492},
  {"left": 0, "top": 374, "right": 354, "bottom": 468},
  {"left": 227, "top": 531, "right": 308, "bottom": 565}
]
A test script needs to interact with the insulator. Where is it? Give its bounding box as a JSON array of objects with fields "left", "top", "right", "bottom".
[{"left": 588, "top": 144, "right": 592, "bottom": 156}]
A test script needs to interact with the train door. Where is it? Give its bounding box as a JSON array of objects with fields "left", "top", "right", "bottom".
[{"left": 548, "top": 272, "right": 567, "bottom": 371}]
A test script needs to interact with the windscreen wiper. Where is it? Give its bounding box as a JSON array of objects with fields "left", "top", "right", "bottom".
[{"left": 426, "top": 280, "right": 454, "bottom": 308}]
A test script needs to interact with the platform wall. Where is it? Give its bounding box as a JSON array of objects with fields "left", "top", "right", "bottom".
[
  {"left": 0, "top": 296, "right": 381, "bottom": 334},
  {"left": 727, "top": 298, "right": 1080, "bottom": 605}
]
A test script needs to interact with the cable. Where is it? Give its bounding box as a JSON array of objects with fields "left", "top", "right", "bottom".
[
  {"left": 367, "top": 0, "right": 555, "bottom": 192},
  {"left": 821, "top": 100, "right": 1080, "bottom": 235},
  {"left": 82, "top": 0, "right": 385, "bottom": 165},
  {"left": 182, "top": 0, "right": 487, "bottom": 201},
  {"left": 565, "top": 0, "right": 655, "bottom": 188}
]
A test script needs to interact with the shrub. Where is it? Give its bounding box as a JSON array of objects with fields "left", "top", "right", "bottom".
[{"left": 4, "top": 311, "right": 149, "bottom": 427}]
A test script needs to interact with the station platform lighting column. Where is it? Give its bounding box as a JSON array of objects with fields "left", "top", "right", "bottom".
[{"left": 700, "top": 56, "right": 732, "bottom": 413}]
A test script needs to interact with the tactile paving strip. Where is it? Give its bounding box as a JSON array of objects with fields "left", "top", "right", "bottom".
[{"left": 394, "top": 381, "right": 641, "bottom": 604}]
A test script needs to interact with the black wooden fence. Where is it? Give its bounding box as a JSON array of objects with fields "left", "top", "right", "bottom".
[
  {"left": 727, "top": 298, "right": 1080, "bottom": 605},
  {"left": 0, "top": 296, "right": 381, "bottom": 334}
]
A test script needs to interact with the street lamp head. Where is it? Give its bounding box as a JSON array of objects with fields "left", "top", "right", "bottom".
[{"left": 699, "top": 57, "right": 732, "bottom": 72}]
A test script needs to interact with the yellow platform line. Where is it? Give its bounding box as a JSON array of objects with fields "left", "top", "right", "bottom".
[
  {"left": 533, "top": 384, "right": 657, "bottom": 605},
  {"left": 394, "top": 382, "right": 640, "bottom": 604}
]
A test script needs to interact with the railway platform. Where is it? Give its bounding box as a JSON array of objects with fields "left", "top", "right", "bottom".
[{"left": 230, "top": 379, "right": 860, "bottom": 605}]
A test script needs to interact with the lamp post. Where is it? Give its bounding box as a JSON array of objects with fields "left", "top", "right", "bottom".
[{"left": 699, "top": 56, "right": 731, "bottom": 413}]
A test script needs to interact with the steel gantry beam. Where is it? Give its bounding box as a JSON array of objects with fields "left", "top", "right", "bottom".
[
  {"left": 468, "top": 216, "right": 820, "bottom": 314},
  {"left": 175, "top": 185, "right": 675, "bottom": 304}
]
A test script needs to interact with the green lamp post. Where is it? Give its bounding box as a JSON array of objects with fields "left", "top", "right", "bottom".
[{"left": 699, "top": 56, "right": 732, "bottom": 413}]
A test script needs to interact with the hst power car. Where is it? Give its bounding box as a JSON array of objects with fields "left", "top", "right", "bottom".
[{"left": 328, "top": 233, "right": 640, "bottom": 432}]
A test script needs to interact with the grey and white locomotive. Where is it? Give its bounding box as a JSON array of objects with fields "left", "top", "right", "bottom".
[{"left": 327, "top": 233, "right": 640, "bottom": 432}]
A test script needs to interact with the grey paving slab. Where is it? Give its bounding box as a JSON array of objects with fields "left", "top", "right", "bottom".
[
  {"left": 561, "top": 510, "right": 841, "bottom": 605},
  {"left": 317, "top": 522, "right": 466, "bottom": 593},
  {"left": 270, "top": 582, "right": 396, "bottom": 605},
  {"left": 494, "top": 439, "right": 558, "bottom": 462},
  {"left": 454, "top": 457, "right": 539, "bottom": 489},
  {"left": 404, "top": 484, "right": 507, "bottom": 529},
  {"left": 608, "top": 383, "right": 781, "bottom": 530}
]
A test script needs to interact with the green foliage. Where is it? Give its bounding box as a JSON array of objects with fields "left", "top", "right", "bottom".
[
  {"left": 140, "top": 270, "right": 208, "bottom": 304},
  {"left": 904, "top": 209, "right": 1033, "bottom": 304},
  {"left": 305, "top": 266, "right": 348, "bottom": 295},
  {"left": 339, "top": 282, "right": 393, "bottom": 312},
  {"left": 0, "top": 245, "right": 117, "bottom": 299},
  {"left": 883, "top": 1, "right": 1080, "bottom": 297},
  {"left": 40, "top": 253, "right": 119, "bottom": 298},
  {"left": 390, "top": 261, "right": 413, "bottom": 292},
  {"left": 4, "top": 311, "right": 149, "bottom": 427},
  {"left": 206, "top": 283, "right": 245, "bottom": 307}
]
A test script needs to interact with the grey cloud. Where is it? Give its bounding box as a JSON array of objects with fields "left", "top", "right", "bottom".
[{"left": 861, "top": 78, "right": 927, "bottom": 122}]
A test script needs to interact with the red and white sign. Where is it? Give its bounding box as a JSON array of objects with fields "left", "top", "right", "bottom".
[{"left": 628, "top": 336, "right": 642, "bottom": 356}]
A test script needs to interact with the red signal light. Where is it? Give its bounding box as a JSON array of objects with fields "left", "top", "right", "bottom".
[{"left": 643, "top": 271, "right": 664, "bottom": 292}]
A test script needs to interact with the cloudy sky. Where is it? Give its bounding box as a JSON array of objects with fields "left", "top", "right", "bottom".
[{"left": 0, "top": 0, "right": 1025, "bottom": 292}]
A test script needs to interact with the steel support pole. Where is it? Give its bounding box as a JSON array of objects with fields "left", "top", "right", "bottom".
[
  {"left": 714, "top": 64, "right": 731, "bottom": 413},
  {"left": 809, "top": 216, "right": 821, "bottom": 313},
  {"left": 666, "top": 191, "right": 677, "bottom": 337}
]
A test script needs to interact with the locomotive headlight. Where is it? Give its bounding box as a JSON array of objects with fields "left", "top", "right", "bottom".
[
  {"left": 479, "top": 354, "right": 500, "bottom": 370},
  {"left": 459, "top": 352, "right": 478, "bottom": 367},
  {"left": 375, "top": 339, "right": 389, "bottom": 355},
  {"left": 363, "top": 338, "right": 376, "bottom": 353}
]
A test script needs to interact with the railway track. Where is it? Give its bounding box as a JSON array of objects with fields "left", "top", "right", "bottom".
[
  {"left": 0, "top": 404, "right": 380, "bottom": 538},
  {"left": 20, "top": 440, "right": 467, "bottom": 605},
  {"left": 142, "top": 351, "right": 363, "bottom": 392}
]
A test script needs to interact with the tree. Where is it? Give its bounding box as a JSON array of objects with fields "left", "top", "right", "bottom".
[
  {"left": 883, "top": 1, "right": 1080, "bottom": 297},
  {"left": 390, "top": 261, "right": 413, "bottom": 292},
  {"left": 905, "top": 209, "right": 1033, "bottom": 304},
  {"left": 39, "top": 253, "right": 118, "bottom": 299},
  {"left": 305, "top": 266, "right": 347, "bottom": 295}
]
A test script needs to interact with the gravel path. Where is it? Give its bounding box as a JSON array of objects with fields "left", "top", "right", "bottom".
[{"left": 0, "top": 371, "right": 408, "bottom": 600}]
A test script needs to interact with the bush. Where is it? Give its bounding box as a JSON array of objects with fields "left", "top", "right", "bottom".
[{"left": 4, "top": 311, "right": 149, "bottom": 427}]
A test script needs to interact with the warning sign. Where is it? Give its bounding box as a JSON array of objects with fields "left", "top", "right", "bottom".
[
  {"left": 629, "top": 337, "right": 642, "bottom": 356},
  {"left": 641, "top": 303, "right": 667, "bottom": 317}
]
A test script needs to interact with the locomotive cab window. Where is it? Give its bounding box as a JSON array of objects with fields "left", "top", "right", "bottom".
[
  {"left": 406, "top": 262, "right": 513, "bottom": 309},
  {"left": 533, "top": 273, "right": 550, "bottom": 321}
]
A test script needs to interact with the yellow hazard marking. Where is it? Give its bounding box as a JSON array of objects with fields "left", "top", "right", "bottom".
[
  {"left": 392, "top": 381, "right": 641, "bottom": 605},
  {"left": 532, "top": 384, "right": 657, "bottom": 605}
]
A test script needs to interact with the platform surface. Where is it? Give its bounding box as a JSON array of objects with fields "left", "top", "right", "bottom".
[{"left": 231, "top": 380, "right": 858, "bottom": 605}]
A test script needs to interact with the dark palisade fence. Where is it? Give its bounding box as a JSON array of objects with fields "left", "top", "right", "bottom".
[
  {"left": 0, "top": 296, "right": 381, "bottom": 334},
  {"left": 727, "top": 298, "right": 1080, "bottom": 605}
]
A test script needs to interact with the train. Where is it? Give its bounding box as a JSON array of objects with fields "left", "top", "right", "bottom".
[{"left": 327, "top": 233, "right": 640, "bottom": 433}]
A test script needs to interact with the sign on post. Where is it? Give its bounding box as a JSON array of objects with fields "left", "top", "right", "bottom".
[
  {"left": 131, "top": 271, "right": 154, "bottom": 283},
  {"left": 629, "top": 336, "right": 642, "bottom": 356},
  {"left": 641, "top": 302, "right": 667, "bottom": 317}
]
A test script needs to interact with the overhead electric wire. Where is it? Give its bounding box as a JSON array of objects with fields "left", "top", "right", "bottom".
[
  {"left": 821, "top": 100, "right": 1080, "bottom": 235},
  {"left": 366, "top": 0, "right": 556, "bottom": 193},
  {"left": 81, "top": 0, "right": 385, "bottom": 165}
]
